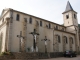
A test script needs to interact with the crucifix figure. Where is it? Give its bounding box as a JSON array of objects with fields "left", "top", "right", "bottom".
[
  {"left": 41, "top": 36, "right": 50, "bottom": 53},
  {"left": 17, "top": 31, "right": 24, "bottom": 52},
  {"left": 30, "top": 29, "right": 39, "bottom": 52}
]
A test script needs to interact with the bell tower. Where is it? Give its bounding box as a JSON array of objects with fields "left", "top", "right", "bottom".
[
  {"left": 62, "top": 1, "right": 79, "bottom": 52},
  {"left": 62, "top": 1, "right": 78, "bottom": 27}
]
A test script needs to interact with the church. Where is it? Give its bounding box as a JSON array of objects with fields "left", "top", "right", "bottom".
[{"left": 0, "top": 1, "right": 80, "bottom": 54}]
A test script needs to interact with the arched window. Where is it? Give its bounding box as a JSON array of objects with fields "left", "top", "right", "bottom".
[
  {"left": 72, "top": 38, "right": 73, "bottom": 44},
  {"left": 66, "top": 15, "right": 69, "bottom": 19},
  {"left": 16, "top": 14, "right": 20, "bottom": 21},
  {"left": 29, "top": 17, "right": 32, "bottom": 24},
  {"left": 40, "top": 21, "right": 42, "bottom": 26},
  {"left": 74, "top": 14, "right": 76, "bottom": 19},
  {"left": 49, "top": 23, "right": 51, "bottom": 29},
  {"left": 55, "top": 25, "right": 58, "bottom": 29},
  {"left": 70, "top": 37, "right": 73, "bottom": 44},
  {"left": 58, "top": 35, "right": 60, "bottom": 43},
  {"left": 56, "top": 35, "right": 60, "bottom": 43},
  {"left": 66, "top": 37, "right": 67, "bottom": 43},
  {"left": 64, "top": 36, "right": 68, "bottom": 44}
]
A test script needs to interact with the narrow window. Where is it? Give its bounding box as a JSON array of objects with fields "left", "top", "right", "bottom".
[
  {"left": 71, "top": 38, "right": 73, "bottom": 44},
  {"left": 29, "top": 17, "right": 32, "bottom": 24},
  {"left": 40, "top": 21, "right": 42, "bottom": 26},
  {"left": 74, "top": 14, "right": 76, "bottom": 19},
  {"left": 58, "top": 36, "right": 60, "bottom": 43},
  {"left": 49, "top": 23, "right": 51, "bottom": 28},
  {"left": 65, "top": 37, "right": 68, "bottom": 43},
  {"left": 66, "top": 15, "right": 69, "bottom": 19},
  {"left": 16, "top": 14, "right": 20, "bottom": 21},
  {"left": 56, "top": 26, "right": 58, "bottom": 29}
]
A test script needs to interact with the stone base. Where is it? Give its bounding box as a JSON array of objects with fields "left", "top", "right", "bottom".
[{"left": 0, "top": 52, "right": 64, "bottom": 59}]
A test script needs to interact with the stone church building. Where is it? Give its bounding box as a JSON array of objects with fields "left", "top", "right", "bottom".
[{"left": 0, "top": 1, "right": 80, "bottom": 54}]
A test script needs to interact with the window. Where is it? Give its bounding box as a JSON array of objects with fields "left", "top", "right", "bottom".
[
  {"left": 58, "top": 35, "right": 60, "bottom": 43},
  {"left": 16, "top": 14, "right": 20, "bottom": 21},
  {"left": 29, "top": 17, "right": 32, "bottom": 24},
  {"left": 40, "top": 21, "right": 42, "bottom": 26},
  {"left": 64, "top": 36, "right": 68, "bottom": 44},
  {"left": 70, "top": 37, "right": 73, "bottom": 44},
  {"left": 65, "top": 37, "right": 68, "bottom": 43},
  {"left": 66, "top": 15, "right": 69, "bottom": 19},
  {"left": 49, "top": 23, "right": 51, "bottom": 28},
  {"left": 74, "top": 14, "right": 76, "bottom": 19},
  {"left": 56, "top": 26, "right": 58, "bottom": 29},
  {"left": 72, "top": 38, "right": 73, "bottom": 44}
]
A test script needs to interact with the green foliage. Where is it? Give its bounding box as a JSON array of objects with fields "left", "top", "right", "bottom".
[{"left": 0, "top": 51, "right": 12, "bottom": 56}]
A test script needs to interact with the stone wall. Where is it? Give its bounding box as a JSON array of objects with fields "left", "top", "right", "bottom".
[{"left": 0, "top": 52, "right": 64, "bottom": 59}]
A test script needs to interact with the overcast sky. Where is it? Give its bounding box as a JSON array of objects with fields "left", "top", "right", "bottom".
[{"left": 0, "top": 0, "right": 80, "bottom": 24}]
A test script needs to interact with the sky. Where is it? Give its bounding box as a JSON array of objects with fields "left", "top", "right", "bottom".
[{"left": 0, "top": 0, "right": 80, "bottom": 24}]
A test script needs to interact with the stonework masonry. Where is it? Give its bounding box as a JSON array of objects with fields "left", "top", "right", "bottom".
[{"left": 0, "top": 1, "right": 80, "bottom": 55}]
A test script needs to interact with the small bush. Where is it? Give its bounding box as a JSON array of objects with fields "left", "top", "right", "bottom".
[{"left": 0, "top": 51, "right": 12, "bottom": 56}]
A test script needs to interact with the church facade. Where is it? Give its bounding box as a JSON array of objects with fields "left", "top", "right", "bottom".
[{"left": 0, "top": 1, "right": 80, "bottom": 53}]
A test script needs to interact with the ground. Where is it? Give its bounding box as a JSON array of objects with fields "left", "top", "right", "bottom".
[{"left": 30, "top": 55, "right": 80, "bottom": 60}]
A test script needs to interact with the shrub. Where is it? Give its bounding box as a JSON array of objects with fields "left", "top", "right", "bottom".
[{"left": 0, "top": 51, "right": 12, "bottom": 56}]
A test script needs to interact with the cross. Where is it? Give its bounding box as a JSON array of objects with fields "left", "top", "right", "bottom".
[
  {"left": 30, "top": 29, "right": 39, "bottom": 52},
  {"left": 41, "top": 36, "right": 50, "bottom": 53},
  {"left": 17, "top": 31, "right": 24, "bottom": 52}
]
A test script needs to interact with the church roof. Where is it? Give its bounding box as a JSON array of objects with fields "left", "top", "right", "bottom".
[
  {"left": 65, "top": 1, "right": 73, "bottom": 12},
  {"left": 62, "top": 1, "right": 77, "bottom": 14}
]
